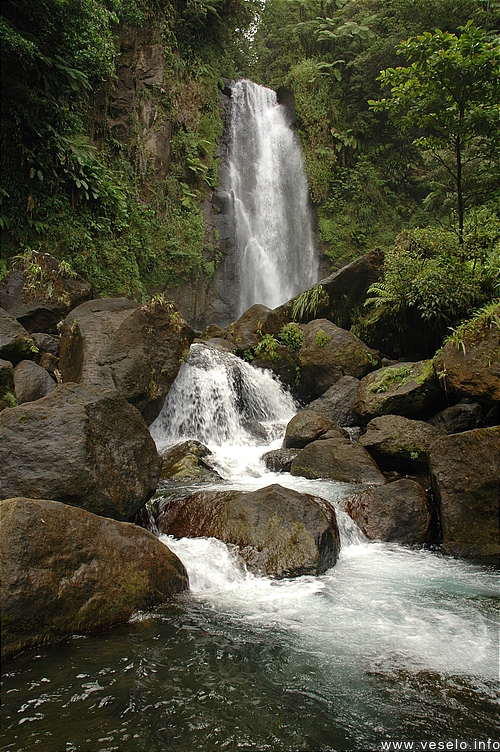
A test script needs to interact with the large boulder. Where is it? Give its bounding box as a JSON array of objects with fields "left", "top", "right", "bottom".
[
  {"left": 283, "top": 409, "right": 345, "bottom": 449},
  {"left": 14, "top": 359, "right": 56, "bottom": 404},
  {"left": 0, "top": 308, "right": 36, "bottom": 365},
  {"left": 298, "top": 319, "right": 380, "bottom": 398},
  {"left": 307, "top": 376, "right": 361, "bottom": 426},
  {"left": 157, "top": 484, "right": 340, "bottom": 578},
  {"left": 353, "top": 360, "right": 444, "bottom": 423},
  {"left": 345, "top": 479, "right": 435, "bottom": 544},
  {"left": 0, "top": 253, "right": 92, "bottom": 333},
  {"left": 0, "top": 359, "right": 16, "bottom": 411},
  {"left": 230, "top": 304, "right": 284, "bottom": 352},
  {"left": 359, "top": 414, "right": 442, "bottom": 472},
  {"left": 0, "top": 383, "right": 162, "bottom": 520},
  {"left": 429, "top": 427, "right": 500, "bottom": 561},
  {"left": 59, "top": 297, "right": 195, "bottom": 424},
  {"left": 160, "top": 440, "right": 220, "bottom": 480},
  {"left": 428, "top": 400, "right": 484, "bottom": 434},
  {"left": 433, "top": 324, "right": 500, "bottom": 405},
  {"left": 0, "top": 498, "right": 188, "bottom": 659},
  {"left": 290, "top": 438, "right": 386, "bottom": 485}
]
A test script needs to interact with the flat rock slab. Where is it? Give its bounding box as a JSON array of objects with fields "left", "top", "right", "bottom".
[
  {"left": 0, "top": 498, "right": 188, "bottom": 659},
  {"left": 345, "top": 479, "right": 435, "bottom": 544},
  {"left": 157, "top": 483, "right": 340, "bottom": 578},
  {"left": 291, "top": 437, "right": 386, "bottom": 485},
  {"left": 0, "top": 383, "right": 162, "bottom": 520},
  {"left": 429, "top": 427, "right": 500, "bottom": 561}
]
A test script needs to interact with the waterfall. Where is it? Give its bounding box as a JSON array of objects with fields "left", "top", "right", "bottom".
[
  {"left": 229, "top": 80, "right": 319, "bottom": 315},
  {"left": 150, "top": 343, "right": 297, "bottom": 450}
]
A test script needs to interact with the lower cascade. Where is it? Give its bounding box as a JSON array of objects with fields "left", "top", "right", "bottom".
[{"left": 2, "top": 346, "right": 498, "bottom": 751}]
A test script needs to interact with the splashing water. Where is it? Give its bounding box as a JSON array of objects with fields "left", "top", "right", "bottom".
[{"left": 229, "top": 80, "right": 319, "bottom": 314}]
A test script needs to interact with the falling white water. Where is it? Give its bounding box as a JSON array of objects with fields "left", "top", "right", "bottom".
[
  {"left": 150, "top": 343, "right": 297, "bottom": 456},
  {"left": 229, "top": 80, "right": 319, "bottom": 314}
]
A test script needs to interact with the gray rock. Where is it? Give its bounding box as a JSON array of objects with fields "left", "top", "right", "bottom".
[
  {"left": 428, "top": 400, "right": 484, "bottom": 434},
  {"left": 31, "top": 332, "right": 60, "bottom": 357},
  {"left": 0, "top": 383, "right": 162, "bottom": 520},
  {"left": 157, "top": 483, "right": 340, "bottom": 578},
  {"left": 345, "top": 479, "right": 434, "bottom": 544},
  {"left": 307, "top": 375, "right": 361, "bottom": 426},
  {"left": 359, "top": 414, "right": 442, "bottom": 471},
  {"left": 291, "top": 438, "right": 386, "bottom": 485},
  {"left": 0, "top": 307, "right": 35, "bottom": 365},
  {"left": 0, "top": 498, "right": 188, "bottom": 659},
  {"left": 262, "top": 448, "right": 300, "bottom": 473},
  {"left": 283, "top": 409, "right": 345, "bottom": 449},
  {"left": 429, "top": 427, "right": 500, "bottom": 561},
  {"left": 14, "top": 359, "right": 56, "bottom": 404}
]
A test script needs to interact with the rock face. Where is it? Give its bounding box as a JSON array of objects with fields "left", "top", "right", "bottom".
[
  {"left": 359, "top": 414, "right": 442, "bottom": 472},
  {"left": 59, "top": 297, "right": 194, "bottom": 424},
  {"left": 291, "top": 438, "right": 386, "bottom": 485},
  {"left": 433, "top": 325, "right": 500, "bottom": 405},
  {"left": 0, "top": 498, "right": 188, "bottom": 659},
  {"left": 353, "top": 360, "right": 444, "bottom": 423},
  {"left": 157, "top": 484, "right": 340, "bottom": 578},
  {"left": 0, "top": 359, "right": 16, "bottom": 411},
  {"left": 428, "top": 400, "right": 484, "bottom": 434},
  {"left": 0, "top": 383, "right": 162, "bottom": 520},
  {"left": 160, "top": 440, "right": 220, "bottom": 480},
  {"left": 14, "top": 359, "right": 56, "bottom": 404},
  {"left": 283, "top": 409, "right": 345, "bottom": 449},
  {"left": 307, "top": 376, "right": 361, "bottom": 426},
  {"left": 231, "top": 304, "right": 284, "bottom": 352},
  {"left": 298, "top": 319, "right": 380, "bottom": 398},
  {"left": 345, "top": 479, "right": 434, "bottom": 544},
  {"left": 0, "top": 308, "right": 36, "bottom": 365},
  {"left": 262, "top": 448, "right": 300, "bottom": 473},
  {"left": 0, "top": 254, "right": 92, "bottom": 333},
  {"left": 429, "top": 427, "right": 500, "bottom": 560}
]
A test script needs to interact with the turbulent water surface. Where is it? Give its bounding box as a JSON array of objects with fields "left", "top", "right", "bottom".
[{"left": 1, "top": 346, "right": 499, "bottom": 752}]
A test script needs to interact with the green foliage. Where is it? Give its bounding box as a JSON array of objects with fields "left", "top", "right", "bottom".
[
  {"left": 315, "top": 329, "right": 332, "bottom": 347},
  {"left": 444, "top": 300, "right": 500, "bottom": 353},
  {"left": 253, "top": 334, "right": 280, "bottom": 362},
  {"left": 277, "top": 322, "right": 304, "bottom": 352},
  {"left": 291, "top": 284, "right": 329, "bottom": 322}
]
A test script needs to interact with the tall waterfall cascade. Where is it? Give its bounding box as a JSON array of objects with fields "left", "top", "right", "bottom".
[{"left": 229, "top": 80, "right": 319, "bottom": 315}]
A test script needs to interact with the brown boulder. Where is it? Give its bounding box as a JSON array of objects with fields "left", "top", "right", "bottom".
[
  {"left": 283, "top": 409, "right": 345, "bottom": 449},
  {"left": 14, "top": 359, "right": 56, "bottom": 404},
  {"left": 160, "top": 440, "right": 220, "bottom": 480},
  {"left": 0, "top": 498, "right": 188, "bottom": 659},
  {"left": 345, "top": 479, "right": 435, "bottom": 544},
  {"left": 298, "top": 319, "right": 380, "bottom": 398},
  {"left": 261, "top": 448, "right": 300, "bottom": 473},
  {"left": 157, "top": 483, "right": 340, "bottom": 578},
  {"left": 429, "top": 427, "right": 500, "bottom": 561},
  {"left": 0, "top": 383, "right": 162, "bottom": 520},
  {"left": 0, "top": 307, "right": 36, "bottom": 365},
  {"left": 433, "top": 324, "right": 500, "bottom": 405},
  {"left": 353, "top": 360, "right": 444, "bottom": 423},
  {"left": 359, "top": 414, "right": 442, "bottom": 472},
  {"left": 0, "top": 359, "right": 16, "bottom": 411},
  {"left": 291, "top": 438, "right": 386, "bottom": 485},
  {"left": 231, "top": 304, "right": 284, "bottom": 352},
  {"left": 307, "top": 375, "right": 361, "bottom": 426}
]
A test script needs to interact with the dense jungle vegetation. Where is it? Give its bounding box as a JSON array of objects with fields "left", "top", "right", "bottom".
[{"left": 1, "top": 0, "right": 499, "bottom": 355}]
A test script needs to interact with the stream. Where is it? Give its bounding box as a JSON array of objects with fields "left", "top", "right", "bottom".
[{"left": 1, "top": 345, "right": 499, "bottom": 752}]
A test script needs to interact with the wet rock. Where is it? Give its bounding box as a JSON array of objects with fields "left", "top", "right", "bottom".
[
  {"left": 345, "top": 479, "right": 435, "bottom": 544},
  {"left": 307, "top": 376, "right": 361, "bottom": 426},
  {"left": 261, "top": 448, "right": 300, "bottom": 473},
  {"left": 353, "top": 360, "right": 444, "bottom": 423},
  {"left": 298, "top": 319, "right": 380, "bottom": 398},
  {"left": 59, "top": 297, "right": 194, "bottom": 424},
  {"left": 291, "top": 438, "right": 386, "bottom": 485},
  {"left": 231, "top": 304, "right": 284, "bottom": 352},
  {"left": 0, "top": 498, "right": 188, "bottom": 659},
  {"left": 0, "top": 308, "right": 36, "bottom": 365},
  {"left": 160, "top": 440, "right": 220, "bottom": 480},
  {"left": 14, "top": 359, "right": 56, "bottom": 404},
  {"left": 157, "top": 483, "right": 340, "bottom": 578},
  {"left": 433, "top": 324, "right": 500, "bottom": 405},
  {"left": 429, "top": 427, "right": 500, "bottom": 561},
  {"left": 0, "top": 383, "right": 162, "bottom": 520},
  {"left": 0, "top": 359, "right": 16, "bottom": 411},
  {"left": 359, "top": 415, "right": 442, "bottom": 472},
  {"left": 0, "top": 254, "right": 92, "bottom": 333},
  {"left": 428, "top": 400, "right": 484, "bottom": 434},
  {"left": 283, "top": 409, "right": 345, "bottom": 449}
]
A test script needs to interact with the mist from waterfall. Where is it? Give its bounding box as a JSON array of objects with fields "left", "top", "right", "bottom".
[{"left": 229, "top": 80, "right": 319, "bottom": 315}]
